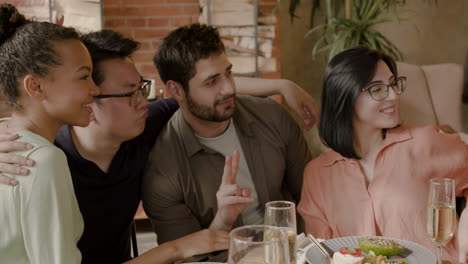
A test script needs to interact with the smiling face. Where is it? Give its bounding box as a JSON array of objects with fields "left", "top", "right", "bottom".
[
  {"left": 184, "top": 52, "right": 236, "bottom": 122},
  {"left": 353, "top": 60, "right": 400, "bottom": 131},
  {"left": 91, "top": 57, "right": 149, "bottom": 141},
  {"left": 41, "top": 39, "right": 99, "bottom": 127}
]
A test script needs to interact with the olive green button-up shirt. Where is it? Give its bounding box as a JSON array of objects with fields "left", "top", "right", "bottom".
[{"left": 142, "top": 95, "right": 311, "bottom": 243}]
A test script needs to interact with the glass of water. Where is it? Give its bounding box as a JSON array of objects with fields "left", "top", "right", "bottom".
[
  {"left": 264, "top": 201, "right": 297, "bottom": 264},
  {"left": 228, "top": 225, "right": 290, "bottom": 264}
]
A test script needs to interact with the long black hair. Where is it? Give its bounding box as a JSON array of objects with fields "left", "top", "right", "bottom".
[
  {"left": 319, "top": 46, "right": 397, "bottom": 159},
  {"left": 0, "top": 3, "right": 80, "bottom": 109}
]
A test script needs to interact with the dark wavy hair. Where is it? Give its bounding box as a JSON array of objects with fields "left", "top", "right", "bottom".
[
  {"left": 319, "top": 46, "right": 397, "bottom": 159},
  {"left": 80, "top": 29, "right": 140, "bottom": 86},
  {"left": 0, "top": 3, "right": 80, "bottom": 108},
  {"left": 153, "top": 23, "right": 225, "bottom": 93}
]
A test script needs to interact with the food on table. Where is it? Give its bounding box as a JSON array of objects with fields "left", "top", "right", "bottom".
[
  {"left": 332, "top": 248, "right": 409, "bottom": 264},
  {"left": 333, "top": 247, "right": 365, "bottom": 264},
  {"left": 363, "top": 250, "right": 390, "bottom": 264},
  {"left": 358, "top": 237, "right": 405, "bottom": 256}
]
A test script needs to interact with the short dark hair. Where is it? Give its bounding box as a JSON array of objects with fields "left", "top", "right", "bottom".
[
  {"left": 153, "top": 23, "right": 225, "bottom": 92},
  {"left": 81, "top": 29, "right": 140, "bottom": 86},
  {"left": 0, "top": 3, "right": 80, "bottom": 109},
  {"left": 319, "top": 46, "right": 397, "bottom": 159}
]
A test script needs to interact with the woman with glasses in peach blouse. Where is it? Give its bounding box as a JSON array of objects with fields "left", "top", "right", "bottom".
[{"left": 297, "top": 46, "right": 468, "bottom": 263}]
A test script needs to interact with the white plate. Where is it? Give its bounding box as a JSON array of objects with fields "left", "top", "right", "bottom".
[{"left": 305, "top": 236, "right": 436, "bottom": 264}]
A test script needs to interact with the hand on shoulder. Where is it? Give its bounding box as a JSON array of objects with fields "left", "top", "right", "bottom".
[{"left": 0, "top": 132, "right": 35, "bottom": 186}]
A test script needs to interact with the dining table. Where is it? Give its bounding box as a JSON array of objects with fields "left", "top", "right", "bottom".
[
  {"left": 179, "top": 250, "right": 468, "bottom": 264},
  {"left": 179, "top": 232, "right": 468, "bottom": 264},
  {"left": 179, "top": 250, "right": 466, "bottom": 263}
]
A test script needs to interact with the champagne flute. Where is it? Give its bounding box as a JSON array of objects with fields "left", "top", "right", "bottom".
[
  {"left": 228, "top": 225, "right": 290, "bottom": 264},
  {"left": 264, "top": 201, "right": 297, "bottom": 264},
  {"left": 427, "top": 178, "right": 456, "bottom": 264}
]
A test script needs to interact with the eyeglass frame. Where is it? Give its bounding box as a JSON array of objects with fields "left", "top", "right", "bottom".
[
  {"left": 94, "top": 79, "right": 152, "bottom": 106},
  {"left": 361, "top": 76, "right": 407, "bottom": 101}
]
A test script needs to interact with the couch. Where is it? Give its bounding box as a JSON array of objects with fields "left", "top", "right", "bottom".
[{"left": 397, "top": 62, "right": 465, "bottom": 132}]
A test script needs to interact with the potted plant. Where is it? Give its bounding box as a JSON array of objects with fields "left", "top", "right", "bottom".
[{"left": 278, "top": 0, "right": 435, "bottom": 60}]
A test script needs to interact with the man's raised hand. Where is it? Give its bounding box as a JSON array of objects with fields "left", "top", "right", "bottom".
[{"left": 209, "top": 150, "right": 254, "bottom": 231}]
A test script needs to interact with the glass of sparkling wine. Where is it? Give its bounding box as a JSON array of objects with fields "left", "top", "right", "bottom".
[
  {"left": 264, "top": 201, "right": 297, "bottom": 264},
  {"left": 228, "top": 225, "right": 290, "bottom": 264},
  {"left": 427, "top": 178, "right": 456, "bottom": 264}
]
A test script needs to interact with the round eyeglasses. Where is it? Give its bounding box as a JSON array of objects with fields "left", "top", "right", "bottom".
[
  {"left": 94, "top": 79, "right": 152, "bottom": 106},
  {"left": 361, "top": 76, "right": 406, "bottom": 101}
]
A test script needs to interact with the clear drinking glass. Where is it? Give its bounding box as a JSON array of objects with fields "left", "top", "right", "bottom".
[
  {"left": 264, "top": 201, "right": 297, "bottom": 264},
  {"left": 427, "top": 178, "right": 456, "bottom": 264},
  {"left": 228, "top": 225, "right": 290, "bottom": 264}
]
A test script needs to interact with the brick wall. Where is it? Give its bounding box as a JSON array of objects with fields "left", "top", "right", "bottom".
[
  {"left": 102, "top": 0, "right": 282, "bottom": 90},
  {"left": 258, "top": 0, "right": 281, "bottom": 79},
  {"left": 6, "top": 0, "right": 282, "bottom": 90},
  {"left": 102, "top": 0, "right": 200, "bottom": 90}
]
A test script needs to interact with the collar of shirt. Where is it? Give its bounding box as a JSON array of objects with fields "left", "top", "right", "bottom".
[
  {"left": 55, "top": 125, "right": 90, "bottom": 167},
  {"left": 322, "top": 125, "right": 414, "bottom": 167},
  {"left": 176, "top": 96, "right": 257, "bottom": 158}
]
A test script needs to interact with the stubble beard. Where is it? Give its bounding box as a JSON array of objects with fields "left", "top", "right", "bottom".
[{"left": 186, "top": 94, "right": 236, "bottom": 122}]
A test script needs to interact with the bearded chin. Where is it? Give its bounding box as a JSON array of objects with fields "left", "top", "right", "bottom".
[{"left": 186, "top": 95, "right": 235, "bottom": 122}]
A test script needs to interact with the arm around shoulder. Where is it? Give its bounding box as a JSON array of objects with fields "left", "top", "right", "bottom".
[
  {"left": 0, "top": 132, "right": 36, "bottom": 186},
  {"left": 234, "top": 77, "right": 318, "bottom": 130}
]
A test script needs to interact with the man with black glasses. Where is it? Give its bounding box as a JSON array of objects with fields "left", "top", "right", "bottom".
[{"left": 94, "top": 79, "right": 152, "bottom": 105}]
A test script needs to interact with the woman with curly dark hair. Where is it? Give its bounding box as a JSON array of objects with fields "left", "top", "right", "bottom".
[{"left": 0, "top": 4, "right": 99, "bottom": 263}]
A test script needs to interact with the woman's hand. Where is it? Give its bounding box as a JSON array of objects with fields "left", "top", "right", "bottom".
[{"left": 0, "top": 133, "right": 35, "bottom": 185}]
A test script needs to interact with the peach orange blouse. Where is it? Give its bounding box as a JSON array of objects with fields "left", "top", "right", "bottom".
[{"left": 298, "top": 125, "right": 468, "bottom": 261}]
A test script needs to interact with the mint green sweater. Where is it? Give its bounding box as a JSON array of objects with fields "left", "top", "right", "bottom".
[{"left": 0, "top": 130, "right": 83, "bottom": 263}]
